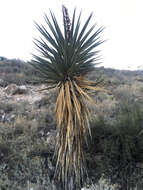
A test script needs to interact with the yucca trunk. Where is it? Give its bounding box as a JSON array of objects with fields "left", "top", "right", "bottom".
[{"left": 54, "top": 76, "right": 98, "bottom": 189}]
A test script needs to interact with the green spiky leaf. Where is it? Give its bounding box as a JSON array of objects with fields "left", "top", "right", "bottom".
[{"left": 31, "top": 8, "right": 104, "bottom": 85}]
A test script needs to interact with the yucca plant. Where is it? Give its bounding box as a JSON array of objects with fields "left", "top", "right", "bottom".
[{"left": 31, "top": 5, "right": 104, "bottom": 189}]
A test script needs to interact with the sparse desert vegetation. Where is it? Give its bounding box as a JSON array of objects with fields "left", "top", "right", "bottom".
[{"left": 0, "top": 58, "right": 143, "bottom": 189}]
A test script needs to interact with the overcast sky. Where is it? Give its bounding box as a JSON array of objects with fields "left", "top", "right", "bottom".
[{"left": 0, "top": 0, "right": 142, "bottom": 70}]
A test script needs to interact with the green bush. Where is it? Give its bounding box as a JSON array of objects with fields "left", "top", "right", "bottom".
[{"left": 100, "top": 103, "right": 143, "bottom": 189}]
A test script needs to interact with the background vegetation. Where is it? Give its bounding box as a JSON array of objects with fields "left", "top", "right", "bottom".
[
  {"left": 0, "top": 58, "right": 143, "bottom": 189},
  {"left": 0, "top": 58, "right": 39, "bottom": 86}
]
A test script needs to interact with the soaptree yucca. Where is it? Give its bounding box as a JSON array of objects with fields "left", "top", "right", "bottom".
[{"left": 31, "top": 5, "right": 104, "bottom": 189}]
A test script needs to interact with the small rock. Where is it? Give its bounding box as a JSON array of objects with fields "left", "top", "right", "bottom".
[
  {"left": 0, "top": 79, "right": 6, "bottom": 87},
  {"left": 18, "top": 85, "right": 28, "bottom": 94},
  {"left": 0, "top": 113, "right": 6, "bottom": 122},
  {"left": 8, "top": 114, "right": 16, "bottom": 122},
  {"left": 46, "top": 130, "right": 56, "bottom": 151},
  {"left": 4, "top": 84, "right": 19, "bottom": 95},
  {"left": 4, "top": 84, "right": 28, "bottom": 95}
]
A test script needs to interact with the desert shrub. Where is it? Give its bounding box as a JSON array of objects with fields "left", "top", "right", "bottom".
[
  {"left": 0, "top": 59, "right": 39, "bottom": 85},
  {"left": 0, "top": 101, "right": 31, "bottom": 124},
  {"left": 86, "top": 102, "right": 143, "bottom": 189},
  {"left": 0, "top": 113, "right": 58, "bottom": 190},
  {"left": 93, "top": 98, "right": 119, "bottom": 125},
  {"left": 36, "top": 111, "right": 55, "bottom": 130},
  {"left": 112, "top": 85, "right": 135, "bottom": 103},
  {"left": 85, "top": 116, "right": 110, "bottom": 184},
  {"left": 0, "top": 103, "right": 17, "bottom": 113},
  {"left": 34, "top": 92, "right": 58, "bottom": 109},
  {"left": 101, "top": 103, "right": 143, "bottom": 190},
  {"left": 1, "top": 73, "right": 29, "bottom": 86}
]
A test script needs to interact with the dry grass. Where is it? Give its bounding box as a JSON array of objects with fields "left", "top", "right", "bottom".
[{"left": 54, "top": 76, "right": 103, "bottom": 189}]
